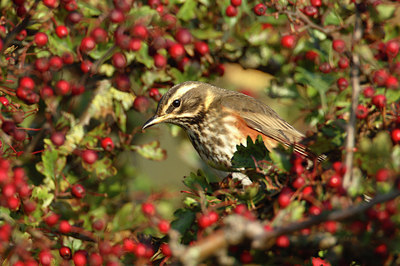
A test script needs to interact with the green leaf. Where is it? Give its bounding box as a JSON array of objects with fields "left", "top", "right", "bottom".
[
  {"left": 191, "top": 28, "right": 223, "bottom": 40},
  {"left": 324, "top": 10, "right": 342, "bottom": 26},
  {"left": 358, "top": 132, "right": 393, "bottom": 174},
  {"left": 131, "top": 141, "right": 167, "bottom": 161},
  {"left": 376, "top": 4, "right": 396, "bottom": 21},
  {"left": 171, "top": 208, "right": 196, "bottom": 236},
  {"left": 182, "top": 170, "right": 212, "bottom": 192},
  {"left": 36, "top": 145, "right": 66, "bottom": 189},
  {"left": 270, "top": 148, "right": 292, "bottom": 172},
  {"left": 31, "top": 186, "right": 54, "bottom": 209},
  {"left": 82, "top": 157, "right": 117, "bottom": 180},
  {"left": 231, "top": 136, "right": 271, "bottom": 169},
  {"left": 135, "top": 43, "right": 153, "bottom": 69},
  {"left": 177, "top": 0, "right": 196, "bottom": 21},
  {"left": 114, "top": 100, "right": 126, "bottom": 132}
]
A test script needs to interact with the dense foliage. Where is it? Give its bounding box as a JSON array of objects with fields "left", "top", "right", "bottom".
[{"left": 0, "top": 0, "right": 400, "bottom": 265}]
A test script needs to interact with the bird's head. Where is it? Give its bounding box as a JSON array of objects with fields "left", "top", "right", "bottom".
[{"left": 142, "top": 81, "right": 218, "bottom": 130}]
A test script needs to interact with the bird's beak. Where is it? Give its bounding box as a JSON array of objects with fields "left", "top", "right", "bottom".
[{"left": 142, "top": 115, "right": 166, "bottom": 130}]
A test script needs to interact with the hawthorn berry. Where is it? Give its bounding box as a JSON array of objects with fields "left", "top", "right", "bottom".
[
  {"left": 23, "top": 200, "right": 36, "bottom": 214},
  {"left": 129, "top": 38, "right": 141, "bottom": 51},
  {"left": 16, "top": 29, "right": 27, "bottom": 41},
  {"left": 64, "top": 0, "right": 78, "bottom": 12},
  {"left": 231, "top": 0, "right": 242, "bottom": 6},
  {"left": 392, "top": 129, "right": 400, "bottom": 143},
  {"left": 208, "top": 211, "right": 219, "bottom": 224},
  {"left": 55, "top": 80, "right": 70, "bottom": 95},
  {"left": 276, "top": 235, "right": 290, "bottom": 248},
  {"left": 89, "top": 253, "right": 103, "bottom": 266},
  {"left": 34, "top": 58, "right": 49, "bottom": 72},
  {"left": 303, "top": 6, "right": 318, "bottom": 17},
  {"left": 373, "top": 69, "right": 389, "bottom": 86},
  {"left": 80, "top": 60, "right": 92, "bottom": 73},
  {"left": 51, "top": 132, "right": 65, "bottom": 146},
  {"left": 123, "top": 238, "right": 136, "bottom": 252},
  {"left": 43, "top": 0, "right": 58, "bottom": 8},
  {"left": 253, "top": 3, "right": 266, "bottom": 16},
  {"left": 101, "top": 137, "right": 114, "bottom": 151},
  {"left": 385, "top": 40, "right": 399, "bottom": 57},
  {"left": 319, "top": 62, "right": 331, "bottom": 73},
  {"left": 39, "top": 250, "right": 53, "bottom": 266},
  {"left": 111, "top": 52, "right": 127, "bottom": 68},
  {"left": 309, "top": 205, "right": 322, "bottom": 216},
  {"left": 332, "top": 39, "right": 345, "bottom": 53},
  {"left": 131, "top": 24, "right": 148, "bottom": 40},
  {"left": 292, "top": 177, "right": 306, "bottom": 189},
  {"left": 337, "top": 77, "right": 349, "bottom": 91},
  {"left": 281, "top": 35, "right": 296, "bottom": 49},
  {"left": 363, "top": 86, "right": 375, "bottom": 98},
  {"left": 59, "top": 220, "right": 72, "bottom": 234},
  {"left": 80, "top": 36, "right": 96, "bottom": 52},
  {"left": 148, "top": 88, "right": 161, "bottom": 101},
  {"left": 49, "top": 56, "right": 63, "bottom": 71},
  {"left": 114, "top": 73, "right": 131, "bottom": 91},
  {"left": 198, "top": 214, "right": 212, "bottom": 228},
  {"left": 376, "top": 168, "right": 389, "bottom": 182},
  {"left": 278, "top": 188, "right": 293, "bottom": 208},
  {"left": 133, "top": 96, "right": 150, "bottom": 113},
  {"left": 226, "top": 5, "right": 238, "bottom": 17},
  {"left": 311, "top": 0, "right": 322, "bottom": 6},
  {"left": 338, "top": 57, "right": 349, "bottom": 69},
  {"left": 240, "top": 251, "right": 253, "bottom": 264},
  {"left": 91, "top": 27, "right": 108, "bottom": 43},
  {"left": 0, "top": 96, "right": 9, "bottom": 106},
  {"left": 72, "top": 251, "right": 87, "bottom": 266},
  {"left": 41, "top": 86, "right": 54, "bottom": 98},
  {"left": 59, "top": 246, "right": 72, "bottom": 260},
  {"left": 194, "top": 41, "right": 209, "bottom": 55},
  {"left": 355, "top": 105, "right": 368, "bottom": 120},
  {"left": 67, "top": 11, "right": 83, "bottom": 24},
  {"left": 7, "top": 196, "right": 20, "bottom": 210},
  {"left": 385, "top": 75, "right": 398, "bottom": 89},
  {"left": 142, "top": 202, "right": 155, "bottom": 216},
  {"left": 62, "top": 52, "right": 74, "bottom": 64},
  {"left": 34, "top": 32, "right": 48, "bottom": 47},
  {"left": 71, "top": 184, "right": 86, "bottom": 198},
  {"left": 169, "top": 43, "right": 185, "bottom": 59},
  {"left": 109, "top": 8, "right": 125, "bottom": 23},
  {"left": 158, "top": 220, "right": 170, "bottom": 233},
  {"left": 45, "top": 213, "right": 60, "bottom": 227},
  {"left": 92, "top": 219, "right": 105, "bottom": 231},
  {"left": 305, "top": 50, "right": 318, "bottom": 61},
  {"left": 372, "top": 94, "right": 386, "bottom": 109},
  {"left": 81, "top": 150, "right": 98, "bottom": 164},
  {"left": 153, "top": 54, "right": 167, "bottom": 68},
  {"left": 55, "top": 25, "right": 68, "bottom": 38},
  {"left": 160, "top": 243, "right": 172, "bottom": 257},
  {"left": 175, "top": 28, "right": 192, "bottom": 44}
]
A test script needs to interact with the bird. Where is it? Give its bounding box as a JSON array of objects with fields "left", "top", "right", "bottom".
[{"left": 142, "top": 81, "right": 321, "bottom": 185}]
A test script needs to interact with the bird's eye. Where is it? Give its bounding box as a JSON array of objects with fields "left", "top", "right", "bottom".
[{"left": 172, "top": 99, "right": 181, "bottom": 108}]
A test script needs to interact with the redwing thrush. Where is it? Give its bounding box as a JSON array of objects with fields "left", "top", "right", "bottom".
[{"left": 142, "top": 81, "right": 320, "bottom": 185}]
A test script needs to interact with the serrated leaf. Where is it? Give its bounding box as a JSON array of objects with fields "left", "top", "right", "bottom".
[
  {"left": 135, "top": 43, "right": 153, "bottom": 68},
  {"left": 114, "top": 100, "right": 126, "bottom": 132},
  {"left": 232, "top": 136, "right": 271, "bottom": 169},
  {"left": 177, "top": 0, "right": 196, "bottom": 21},
  {"left": 31, "top": 186, "right": 54, "bottom": 209},
  {"left": 182, "top": 170, "right": 212, "bottom": 192},
  {"left": 273, "top": 200, "right": 305, "bottom": 226},
  {"left": 324, "top": 10, "right": 342, "bottom": 26},
  {"left": 82, "top": 157, "right": 117, "bottom": 180},
  {"left": 376, "top": 4, "right": 396, "bottom": 21},
  {"left": 270, "top": 148, "right": 292, "bottom": 172},
  {"left": 36, "top": 147, "right": 65, "bottom": 190},
  {"left": 171, "top": 208, "right": 196, "bottom": 236},
  {"left": 131, "top": 141, "right": 167, "bottom": 161}
]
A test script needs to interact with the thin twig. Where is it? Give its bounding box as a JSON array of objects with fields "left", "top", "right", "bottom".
[{"left": 343, "top": 6, "right": 363, "bottom": 189}]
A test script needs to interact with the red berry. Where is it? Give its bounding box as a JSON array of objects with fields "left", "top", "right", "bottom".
[
  {"left": 49, "top": 56, "right": 63, "bottom": 71},
  {"left": 292, "top": 177, "right": 305, "bottom": 189},
  {"left": 67, "top": 11, "right": 83, "bottom": 24},
  {"left": 101, "top": 137, "right": 114, "bottom": 151},
  {"left": 71, "top": 84, "right": 85, "bottom": 96},
  {"left": 226, "top": 5, "right": 238, "bottom": 17},
  {"left": 41, "top": 86, "right": 54, "bottom": 98},
  {"left": 35, "top": 58, "right": 49, "bottom": 72},
  {"left": 332, "top": 39, "right": 346, "bottom": 53},
  {"left": 194, "top": 41, "right": 209, "bottom": 55},
  {"left": 208, "top": 211, "right": 219, "bottom": 224},
  {"left": 7, "top": 196, "right": 20, "bottom": 210},
  {"left": 385, "top": 40, "right": 399, "bottom": 57},
  {"left": 23, "top": 200, "right": 36, "bottom": 214},
  {"left": 376, "top": 168, "right": 389, "bottom": 182},
  {"left": 158, "top": 220, "right": 170, "bottom": 233},
  {"left": 385, "top": 75, "right": 398, "bottom": 89},
  {"left": 114, "top": 73, "right": 131, "bottom": 91},
  {"left": 392, "top": 129, "right": 400, "bottom": 143},
  {"left": 153, "top": 53, "right": 167, "bottom": 68},
  {"left": 80, "top": 60, "right": 92, "bottom": 73},
  {"left": 319, "top": 62, "right": 331, "bottom": 73},
  {"left": 55, "top": 80, "right": 70, "bottom": 95},
  {"left": 131, "top": 24, "right": 148, "bottom": 40},
  {"left": 324, "top": 221, "right": 337, "bottom": 233},
  {"left": 375, "top": 244, "right": 388, "bottom": 257},
  {"left": 276, "top": 235, "right": 290, "bottom": 248},
  {"left": 231, "top": 0, "right": 242, "bottom": 6},
  {"left": 109, "top": 8, "right": 125, "bottom": 23},
  {"left": 59, "top": 220, "right": 71, "bottom": 234},
  {"left": 169, "top": 43, "right": 185, "bottom": 59},
  {"left": 355, "top": 105, "right": 368, "bottom": 120},
  {"left": 363, "top": 86, "right": 375, "bottom": 98},
  {"left": 253, "top": 3, "right": 266, "bottom": 16},
  {"left": 80, "top": 37, "right": 96, "bottom": 52},
  {"left": 81, "top": 149, "right": 98, "bottom": 164},
  {"left": 91, "top": 27, "right": 108, "bottom": 43},
  {"left": 72, "top": 251, "right": 87, "bottom": 266},
  {"left": 62, "top": 52, "right": 74, "bottom": 64},
  {"left": 175, "top": 28, "right": 192, "bottom": 44},
  {"left": 305, "top": 50, "right": 318, "bottom": 61},
  {"left": 71, "top": 183, "right": 85, "bottom": 198},
  {"left": 160, "top": 243, "right": 172, "bottom": 257},
  {"left": 311, "top": 0, "right": 322, "bottom": 7},
  {"left": 309, "top": 205, "right": 322, "bottom": 216},
  {"left": 59, "top": 246, "right": 72, "bottom": 260},
  {"left": 34, "top": 32, "right": 48, "bottom": 47},
  {"left": 39, "top": 250, "right": 53, "bottom": 266},
  {"left": 111, "top": 52, "right": 127, "bottom": 68},
  {"left": 51, "top": 132, "right": 65, "bottom": 146},
  {"left": 16, "top": 30, "right": 27, "bottom": 41},
  {"left": 133, "top": 96, "right": 150, "bottom": 112},
  {"left": 43, "top": 0, "right": 58, "bottom": 8},
  {"left": 338, "top": 57, "right": 349, "bottom": 69},
  {"left": 129, "top": 38, "right": 141, "bottom": 51},
  {"left": 92, "top": 219, "right": 105, "bottom": 231},
  {"left": 141, "top": 202, "right": 155, "bottom": 216},
  {"left": 281, "top": 35, "right": 296, "bottom": 49},
  {"left": 303, "top": 6, "right": 318, "bottom": 16},
  {"left": 0, "top": 96, "right": 9, "bottom": 106},
  {"left": 198, "top": 214, "right": 212, "bottom": 228},
  {"left": 337, "top": 77, "right": 349, "bottom": 91},
  {"left": 148, "top": 88, "right": 161, "bottom": 101},
  {"left": 55, "top": 25, "right": 68, "bottom": 38},
  {"left": 372, "top": 94, "right": 386, "bottom": 109},
  {"left": 123, "top": 238, "right": 136, "bottom": 252},
  {"left": 134, "top": 243, "right": 147, "bottom": 257},
  {"left": 64, "top": 0, "right": 77, "bottom": 11},
  {"left": 373, "top": 69, "right": 389, "bottom": 87},
  {"left": 89, "top": 253, "right": 103, "bottom": 266},
  {"left": 240, "top": 251, "right": 253, "bottom": 264},
  {"left": 278, "top": 188, "right": 293, "bottom": 208},
  {"left": 45, "top": 213, "right": 59, "bottom": 227}
]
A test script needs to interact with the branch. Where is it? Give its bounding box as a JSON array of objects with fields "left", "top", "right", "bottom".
[
  {"left": 343, "top": 6, "right": 363, "bottom": 189},
  {"left": 171, "top": 188, "right": 400, "bottom": 265}
]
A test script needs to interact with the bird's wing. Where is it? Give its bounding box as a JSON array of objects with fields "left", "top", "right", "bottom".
[{"left": 221, "top": 93, "right": 313, "bottom": 158}]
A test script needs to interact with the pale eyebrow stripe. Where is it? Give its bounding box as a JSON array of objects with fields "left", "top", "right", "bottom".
[{"left": 163, "top": 83, "right": 199, "bottom": 112}]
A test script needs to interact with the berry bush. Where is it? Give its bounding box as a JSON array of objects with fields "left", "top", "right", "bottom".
[{"left": 0, "top": 0, "right": 400, "bottom": 265}]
